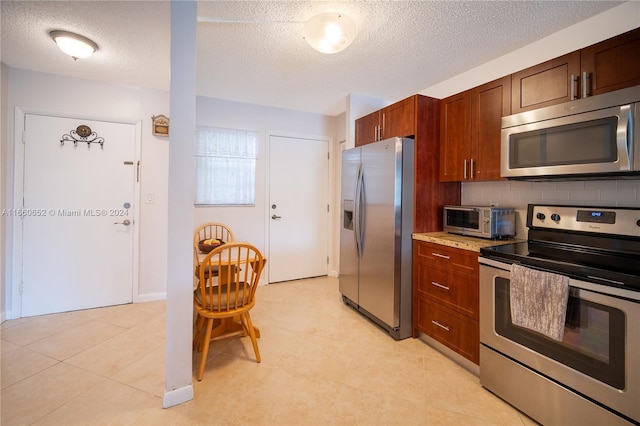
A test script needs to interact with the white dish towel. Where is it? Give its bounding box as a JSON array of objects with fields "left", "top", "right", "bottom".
[{"left": 510, "top": 263, "right": 570, "bottom": 341}]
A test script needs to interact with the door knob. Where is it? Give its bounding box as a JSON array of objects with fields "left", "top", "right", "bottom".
[
  {"left": 271, "top": 214, "right": 282, "bottom": 220},
  {"left": 114, "top": 219, "right": 131, "bottom": 226}
]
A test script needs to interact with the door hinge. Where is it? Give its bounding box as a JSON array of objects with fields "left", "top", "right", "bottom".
[
  {"left": 327, "top": 256, "right": 329, "bottom": 265},
  {"left": 327, "top": 204, "right": 330, "bottom": 212},
  {"left": 22, "top": 132, "right": 27, "bottom": 144},
  {"left": 327, "top": 152, "right": 330, "bottom": 160},
  {"left": 19, "top": 280, "right": 24, "bottom": 295}
]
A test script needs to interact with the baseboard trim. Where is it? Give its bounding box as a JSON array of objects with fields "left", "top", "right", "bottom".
[
  {"left": 135, "top": 292, "right": 167, "bottom": 303},
  {"left": 162, "top": 384, "right": 194, "bottom": 408}
]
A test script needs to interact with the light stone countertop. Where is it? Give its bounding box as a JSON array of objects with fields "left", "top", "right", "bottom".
[{"left": 412, "top": 231, "right": 524, "bottom": 252}]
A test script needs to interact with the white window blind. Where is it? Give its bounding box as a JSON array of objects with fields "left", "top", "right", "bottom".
[{"left": 195, "top": 126, "right": 257, "bottom": 205}]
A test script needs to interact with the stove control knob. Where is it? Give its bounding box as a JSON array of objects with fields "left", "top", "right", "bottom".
[
  {"left": 637, "top": 219, "right": 640, "bottom": 227},
  {"left": 551, "top": 213, "right": 561, "bottom": 222},
  {"left": 536, "top": 213, "right": 546, "bottom": 221}
]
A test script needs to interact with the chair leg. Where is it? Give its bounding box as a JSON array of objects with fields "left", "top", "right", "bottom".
[
  {"left": 193, "top": 313, "right": 205, "bottom": 351},
  {"left": 197, "top": 318, "right": 214, "bottom": 381},
  {"left": 243, "top": 312, "right": 261, "bottom": 363}
]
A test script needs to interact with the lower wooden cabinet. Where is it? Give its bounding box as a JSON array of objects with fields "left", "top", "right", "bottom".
[
  {"left": 416, "top": 298, "right": 479, "bottom": 364},
  {"left": 413, "top": 240, "right": 480, "bottom": 364}
]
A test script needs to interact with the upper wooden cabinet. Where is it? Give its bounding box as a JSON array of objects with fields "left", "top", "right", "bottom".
[
  {"left": 471, "top": 76, "right": 511, "bottom": 180},
  {"left": 354, "top": 96, "right": 415, "bottom": 146},
  {"left": 581, "top": 27, "right": 640, "bottom": 96},
  {"left": 439, "top": 91, "right": 471, "bottom": 181},
  {"left": 512, "top": 27, "right": 640, "bottom": 114},
  {"left": 353, "top": 95, "right": 462, "bottom": 232},
  {"left": 440, "top": 76, "right": 510, "bottom": 182},
  {"left": 511, "top": 51, "right": 580, "bottom": 114},
  {"left": 354, "top": 111, "right": 379, "bottom": 147}
]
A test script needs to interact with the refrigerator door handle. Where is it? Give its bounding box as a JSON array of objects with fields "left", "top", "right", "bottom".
[{"left": 354, "top": 163, "right": 365, "bottom": 257}]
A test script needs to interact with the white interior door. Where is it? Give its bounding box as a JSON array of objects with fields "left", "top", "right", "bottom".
[
  {"left": 268, "top": 135, "right": 329, "bottom": 283},
  {"left": 21, "top": 114, "right": 137, "bottom": 316}
]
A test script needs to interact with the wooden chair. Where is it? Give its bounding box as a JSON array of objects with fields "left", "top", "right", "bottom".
[
  {"left": 193, "top": 241, "right": 266, "bottom": 381},
  {"left": 193, "top": 222, "right": 235, "bottom": 278}
]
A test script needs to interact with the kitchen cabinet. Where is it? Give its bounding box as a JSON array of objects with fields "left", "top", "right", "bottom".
[
  {"left": 512, "top": 27, "right": 640, "bottom": 113},
  {"left": 413, "top": 240, "right": 479, "bottom": 364},
  {"left": 354, "top": 111, "right": 379, "bottom": 147},
  {"left": 354, "top": 95, "right": 461, "bottom": 233},
  {"left": 439, "top": 91, "right": 470, "bottom": 181},
  {"left": 511, "top": 51, "right": 580, "bottom": 114},
  {"left": 440, "top": 76, "right": 510, "bottom": 182},
  {"left": 581, "top": 26, "right": 640, "bottom": 96},
  {"left": 354, "top": 96, "right": 415, "bottom": 146}
]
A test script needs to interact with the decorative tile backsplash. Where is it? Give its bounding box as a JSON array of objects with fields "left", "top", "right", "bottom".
[{"left": 462, "top": 180, "right": 640, "bottom": 238}]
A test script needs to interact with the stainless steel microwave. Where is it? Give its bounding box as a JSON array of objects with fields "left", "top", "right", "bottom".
[
  {"left": 501, "top": 85, "right": 640, "bottom": 180},
  {"left": 443, "top": 206, "right": 515, "bottom": 239}
]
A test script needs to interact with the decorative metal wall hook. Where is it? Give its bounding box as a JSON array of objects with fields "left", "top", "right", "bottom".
[{"left": 60, "top": 125, "right": 105, "bottom": 149}]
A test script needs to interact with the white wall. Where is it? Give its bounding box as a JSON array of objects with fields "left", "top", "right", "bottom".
[
  {"left": 1, "top": 67, "right": 340, "bottom": 318},
  {"left": 3, "top": 68, "right": 169, "bottom": 318},
  {"left": 194, "top": 96, "right": 338, "bottom": 274}
]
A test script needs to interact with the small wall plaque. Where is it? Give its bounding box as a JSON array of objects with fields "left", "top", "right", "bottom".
[{"left": 151, "top": 115, "right": 169, "bottom": 137}]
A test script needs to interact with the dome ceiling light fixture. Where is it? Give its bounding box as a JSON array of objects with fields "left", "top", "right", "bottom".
[
  {"left": 303, "top": 12, "right": 357, "bottom": 54},
  {"left": 50, "top": 30, "right": 98, "bottom": 60}
]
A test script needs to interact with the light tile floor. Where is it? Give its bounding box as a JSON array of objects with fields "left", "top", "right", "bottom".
[{"left": 1, "top": 277, "right": 537, "bottom": 425}]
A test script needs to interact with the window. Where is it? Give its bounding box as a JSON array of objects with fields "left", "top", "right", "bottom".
[{"left": 195, "top": 126, "right": 257, "bottom": 205}]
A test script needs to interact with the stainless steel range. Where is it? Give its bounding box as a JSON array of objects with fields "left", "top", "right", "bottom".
[{"left": 479, "top": 204, "right": 640, "bottom": 426}]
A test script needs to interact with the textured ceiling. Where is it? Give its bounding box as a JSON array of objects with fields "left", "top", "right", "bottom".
[{"left": 0, "top": 1, "right": 625, "bottom": 116}]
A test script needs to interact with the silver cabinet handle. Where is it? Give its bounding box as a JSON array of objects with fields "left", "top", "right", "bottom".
[
  {"left": 570, "top": 74, "right": 577, "bottom": 100},
  {"left": 583, "top": 71, "right": 591, "bottom": 98},
  {"left": 114, "top": 219, "right": 131, "bottom": 226},
  {"left": 432, "top": 253, "right": 450, "bottom": 260},
  {"left": 431, "top": 281, "right": 450, "bottom": 291},
  {"left": 463, "top": 159, "right": 468, "bottom": 180},
  {"left": 470, "top": 158, "right": 475, "bottom": 179},
  {"left": 431, "top": 320, "right": 450, "bottom": 331},
  {"left": 271, "top": 214, "right": 282, "bottom": 220}
]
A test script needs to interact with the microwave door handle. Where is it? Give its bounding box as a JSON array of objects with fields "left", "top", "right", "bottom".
[
  {"left": 618, "top": 106, "right": 633, "bottom": 170},
  {"left": 450, "top": 207, "right": 477, "bottom": 212}
]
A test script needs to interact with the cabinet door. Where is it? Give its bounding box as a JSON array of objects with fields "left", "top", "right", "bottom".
[
  {"left": 511, "top": 51, "right": 580, "bottom": 114},
  {"left": 354, "top": 111, "right": 380, "bottom": 147},
  {"left": 471, "top": 76, "right": 510, "bottom": 181},
  {"left": 417, "top": 298, "right": 479, "bottom": 364},
  {"left": 380, "top": 96, "right": 415, "bottom": 140},
  {"left": 440, "top": 91, "right": 471, "bottom": 181},
  {"left": 581, "top": 27, "right": 640, "bottom": 97}
]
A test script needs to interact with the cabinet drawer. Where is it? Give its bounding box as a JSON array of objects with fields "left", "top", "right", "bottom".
[
  {"left": 417, "top": 298, "right": 479, "bottom": 364},
  {"left": 414, "top": 241, "right": 478, "bottom": 275},
  {"left": 415, "top": 263, "right": 478, "bottom": 319}
]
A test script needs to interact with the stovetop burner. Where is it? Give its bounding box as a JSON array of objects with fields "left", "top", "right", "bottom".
[{"left": 480, "top": 204, "right": 640, "bottom": 292}]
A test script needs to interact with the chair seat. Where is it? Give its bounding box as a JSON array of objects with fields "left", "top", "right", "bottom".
[{"left": 194, "top": 282, "right": 251, "bottom": 311}]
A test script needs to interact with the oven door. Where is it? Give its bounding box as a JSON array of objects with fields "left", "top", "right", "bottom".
[{"left": 480, "top": 259, "right": 640, "bottom": 422}]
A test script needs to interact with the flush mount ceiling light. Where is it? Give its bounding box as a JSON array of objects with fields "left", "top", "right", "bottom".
[
  {"left": 50, "top": 30, "right": 98, "bottom": 60},
  {"left": 303, "top": 12, "right": 357, "bottom": 54}
]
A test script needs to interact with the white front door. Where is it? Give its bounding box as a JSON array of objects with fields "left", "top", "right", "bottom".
[
  {"left": 21, "top": 114, "right": 137, "bottom": 316},
  {"left": 268, "top": 135, "right": 329, "bottom": 283}
]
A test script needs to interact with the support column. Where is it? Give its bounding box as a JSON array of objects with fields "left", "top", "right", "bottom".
[{"left": 163, "top": 0, "right": 196, "bottom": 408}]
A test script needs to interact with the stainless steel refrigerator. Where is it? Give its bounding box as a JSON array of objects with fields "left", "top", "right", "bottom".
[{"left": 339, "top": 137, "right": 414, "bottom": 340}]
